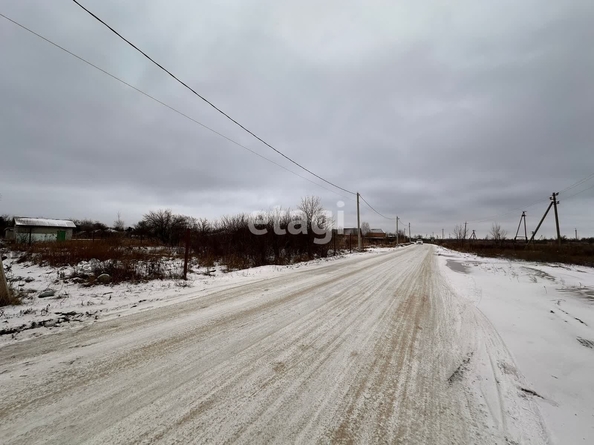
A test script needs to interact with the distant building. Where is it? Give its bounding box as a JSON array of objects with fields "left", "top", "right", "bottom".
[
  {"left": 366, "top": 229, "right": 386, "bottom": 239},
  {"left": 12, "top": 217, "right": 76, "bottom": 243},
  {"left": 341, "top": 228, "right": 361, "bottom": 236}
]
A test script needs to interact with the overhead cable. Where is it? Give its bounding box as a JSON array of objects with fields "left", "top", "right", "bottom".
[{"left": 71, "top": 0, "right": 356, "bottom": 196}]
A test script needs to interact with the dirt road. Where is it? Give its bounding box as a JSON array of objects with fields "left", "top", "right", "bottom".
[{"left": 0, "top": 246, "right": 549, "bottom": 444}]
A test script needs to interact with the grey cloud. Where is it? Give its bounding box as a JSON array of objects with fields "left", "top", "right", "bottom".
[{"left": 1, "top": 0, "right": 592, "bottom": 237}]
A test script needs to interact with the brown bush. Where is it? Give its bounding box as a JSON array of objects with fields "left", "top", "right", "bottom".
[{"left": 13, "top": 239, "right": 182, "bottom": 284}]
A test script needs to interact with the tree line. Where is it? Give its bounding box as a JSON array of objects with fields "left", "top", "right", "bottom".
[{"left": 131, "top": 196, "right": 334, "bottom": 268}]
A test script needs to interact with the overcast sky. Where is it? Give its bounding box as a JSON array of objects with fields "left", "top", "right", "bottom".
[{"left": 1, "top": 0, "right": 593, "bottom": 238}]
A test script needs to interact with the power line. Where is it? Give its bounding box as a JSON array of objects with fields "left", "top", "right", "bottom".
[
  {"left": 359, "top": 194, "right": 393, "bottom": 220},
  {"left": 559, "top": 172, "right": 594, "bottom": 194},
  {"left": 468, "top": 196, "right": 549, "bottom": 224},
  {"left": 562, "top": 183, "right": 594, "bottom": 201},
  {"left": 71, "top": 0, "right": 356, "bottom": 196},
  {"left": 0, "top": 12, "right": 354, "bottom": 203},
  {"left": 469, "top": 172, "right": 594, "bottom": 224}
]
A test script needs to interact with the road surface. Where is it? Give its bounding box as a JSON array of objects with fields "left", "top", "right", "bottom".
[{"left": 0, "top": 246, "right": 548, "bottom": 444}]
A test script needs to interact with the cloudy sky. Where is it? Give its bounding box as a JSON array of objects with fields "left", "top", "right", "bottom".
[{"left": 1, "top": 0, "right": 593, "bottom": 238}]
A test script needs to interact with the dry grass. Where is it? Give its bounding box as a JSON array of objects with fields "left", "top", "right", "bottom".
[
  {"left": 440, "top": 240, "right": 594, "bottom": 268},
  {"left": 0, "top": 286, "right": 23, "bottom": 307},
  {"left": 12, "top": 239, "right": 183, "bottom": 284},
  {"left": 13, "top": 239, "right": 167, "bottom": 266}
]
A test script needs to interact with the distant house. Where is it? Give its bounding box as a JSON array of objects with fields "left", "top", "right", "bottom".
[
  {"left": 12, "top": 217, "right": 76, "bottom": 243},
  {"left": 341, "top": 228, "right": 361, "bottom": 236},
  {"left": 366, "top": 229, "right": 386, "bottom": 239}
]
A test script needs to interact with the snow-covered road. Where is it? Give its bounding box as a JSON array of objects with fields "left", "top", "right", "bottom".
[{"left": 0, "top": 246, "right": 550, "bottom": 444}]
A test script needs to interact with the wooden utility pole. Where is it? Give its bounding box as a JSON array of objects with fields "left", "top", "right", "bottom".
[
  {"left": 0, "top": 255, "right": 9, "bottom": 305},
  {"left": 551, "top": 192, "right": 561, "bottom": 246},
  {"left": 183, "top": 228, "right": 190, "bottom": 280},
  {"left": 464, "top": 221, "right": 468, "bottom": 240},
  {"left": 356, "top": 192, "right": 361, "bottom": 250},
  {"left": 469, "top": 230, "right": 477, "bottom": 241},
  {"left": 396, "top": 217, "right": 399, "bottom": 246},
  {"left": 408, "top": 222, "right": 411, "bottom": 242}
]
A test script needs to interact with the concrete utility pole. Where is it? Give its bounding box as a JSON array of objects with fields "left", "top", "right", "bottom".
[
  {"left": 514, "top": 211, "right": 528, "bottom": 243},
  {"left": 356, "top": 192, "right": 361, "bottom": 250},
  {"left": 408, "top": 222, "right": 411, "bottom": 242},
  {"left": 575, "top": 228, "right": 578, "bottom": 240},
  {"left": 464, "top": 221, "right": 468, "bottom": 240},
  {"left": 551, "top": 192, "right": 561, "bottom": 246},
  {"left": 442, "top": 228, "right": 444, "bottom": 240},
  {"left": 395, "top": 217, "right": 399, "bottom": 246},
  {"left": 529, "top": 200, "right": 554, "bottom": 244},
  {"left": 0, "top": 255, "right": 9, "bottom": 305}
]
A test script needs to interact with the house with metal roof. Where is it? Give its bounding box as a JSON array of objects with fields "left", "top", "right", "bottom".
[
  {"left": 366, "top": 229, "right": 386, "bottom": 239},
  {"left": 11, "top": 217, "right": 76, "bottom": 243}
]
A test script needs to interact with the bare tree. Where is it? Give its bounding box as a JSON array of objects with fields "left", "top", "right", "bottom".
[
  {"left": 114, "top": 212, "right": 125, "bottom": 231},
  {"left": 142, "top": 209, "right": 189, "bottom": 245},
  {"left": 196, "top": 218, "right": 211, "bottom": 234},
  {"left": 296, "top": 196, "right": 332, "bottom": 254},
  {"left": 0, "top": 214, "right": 11, "bottom": 239},
  {"left": 298, "top": 196, "right": 328, "bottom": 228},
  {"left": 133, "top": 220, "right": 150, "bottom": 242},
  {"left": 453, "top": 224, "right": 467, "bottom": 240},
  {"left": 490, "top": 223, "right": 507, "bottom": 245},
  {"left": 361, "top": 222, "right": 371, "bottom": 236}
]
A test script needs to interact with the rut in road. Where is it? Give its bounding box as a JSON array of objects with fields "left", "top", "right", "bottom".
[{"left": 0, "top": 246, "right": 548, "bottom": 444}]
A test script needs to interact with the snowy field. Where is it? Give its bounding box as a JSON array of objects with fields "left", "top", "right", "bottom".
[
  {"left": 0, "top": 244, "right": 592, "bottom": 443},
  {"left": 437, "top": 246, "right": 594, "bottom": 444}
]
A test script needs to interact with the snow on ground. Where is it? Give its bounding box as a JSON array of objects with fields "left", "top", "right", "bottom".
[
  {"left": 436, "top": 246, "right": 594, "bottom": 444},
  {"left": 1, "top": 245, "right": 539, "bottom": 444},
  {"left": 4, "top": 243, "right": 586, "bottom": 443},
  {"left": 0, "top": 246, "right": 397, "bottom": 345}
]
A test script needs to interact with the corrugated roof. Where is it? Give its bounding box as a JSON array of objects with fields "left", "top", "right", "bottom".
[{"left": 14, "top": 217, "right": 76, "bottom": 228}]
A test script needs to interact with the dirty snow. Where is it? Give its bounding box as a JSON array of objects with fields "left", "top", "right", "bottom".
[{"left": 0, "top": 244, "right": 590, "bottom": 443}]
